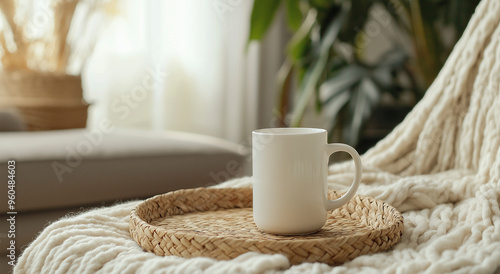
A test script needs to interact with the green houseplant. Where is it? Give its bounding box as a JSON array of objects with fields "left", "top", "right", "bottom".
[{"left": 249, "top": 0, "right": 480, "bottom": 147}]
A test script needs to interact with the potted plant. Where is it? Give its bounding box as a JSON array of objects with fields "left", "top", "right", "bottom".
[
  {"left": 0, "top": 0, "right": 115, "bottom": 130},
  {"left": 249, "top": 0, "right": 480, "bottom": 150}
]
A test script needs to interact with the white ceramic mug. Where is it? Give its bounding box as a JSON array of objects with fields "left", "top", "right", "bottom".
[{"left": 252, "top": 128, "right": 362, "bottom": 235}]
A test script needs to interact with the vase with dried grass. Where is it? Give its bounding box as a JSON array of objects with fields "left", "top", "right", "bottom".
[{"left": 0, "top": 0, "right": 116, "bottom": 130}]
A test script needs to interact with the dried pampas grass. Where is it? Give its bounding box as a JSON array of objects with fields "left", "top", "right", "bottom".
[{"left": 0, "top": 0, "right": 117, "bottom": 75}]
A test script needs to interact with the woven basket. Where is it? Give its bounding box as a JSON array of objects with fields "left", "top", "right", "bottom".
[
  {"left": 130, "top": 187, "right": 404, "bottom": 265},
  {"left": 0, "top": 69, "right": 88, "bottom": 130}
]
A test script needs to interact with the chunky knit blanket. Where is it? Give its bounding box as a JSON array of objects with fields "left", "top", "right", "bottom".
[{"left": 15, "top": 0, "right": 500, "bottom": 273}]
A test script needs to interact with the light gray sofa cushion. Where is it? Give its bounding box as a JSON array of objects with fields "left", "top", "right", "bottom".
[{"left": 0, "top": 128, "right": 248, "bottom": 212}]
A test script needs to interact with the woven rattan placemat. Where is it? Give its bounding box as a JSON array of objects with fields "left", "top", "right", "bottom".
[{"left": 129, "top": 187, "right": 403, "bottom": 265}]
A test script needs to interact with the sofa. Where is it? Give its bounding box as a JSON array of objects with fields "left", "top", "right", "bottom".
[{"left": 0, "top": 110, "right": 248, "bottom": 271}]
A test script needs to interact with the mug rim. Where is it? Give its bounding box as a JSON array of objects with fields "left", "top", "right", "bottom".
[{"left": 252, "top": 127, "right": 326, "bottom": 135}]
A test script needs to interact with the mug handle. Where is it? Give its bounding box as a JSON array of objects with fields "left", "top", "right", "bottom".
[{"left": 324, "top": 143, "right": 362, "bottom": 211}]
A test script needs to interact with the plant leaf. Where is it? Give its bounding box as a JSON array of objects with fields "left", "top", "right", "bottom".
[
  {"left": 359, "top": 77, "right": 380, "bottom": 106},
  {"left": 290, "top": 1, "right": 350, "bottom": 126},
  {"left": 338, "top": 0, "right": 373, "bottom": 44},
  {"left": 285, "top": 0, "right": 303, "bottom": 31},
  {"left": 344, "top": 77, "right": 381, "bottom": 146},
  {"left": 345, "top": 84, "right": 366, "bottom": 146},
  {"left": 248, "top": 0, "right": 281, "bottom": 42},
  {"left": 320, "top": 65, "right": 362, "bottom": 104},
  {"left": 378, "top": 48, "right": 407, "bottom": 68},
  {"left": 275, "top": 58, "right": 294, "bottom": 125},
  {"left": 409, "top": 0, "right": 442, "bottom": 85},
  {"left": 371, "top": 67, "right": 392, "bottom": 89},
  {"left": 287, "top": 9, "right": 316, "bottom": 61},
  {"left": 325, "top": 89, "right": 350, "bottom": 132},
  {"left": 309, "top": 0, "right": 336, "bottom": 10},
  {"left": 371, "top": 48, "right": 407, "bottom": 89}
]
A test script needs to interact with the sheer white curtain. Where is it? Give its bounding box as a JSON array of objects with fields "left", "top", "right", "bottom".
[{"left": 83, "top": 0, "right": 265, "bottom": 144}]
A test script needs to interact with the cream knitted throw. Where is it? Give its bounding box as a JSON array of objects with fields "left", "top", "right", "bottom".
[{"left": 15, "top": 0, "right": 500, "bottom": 272}]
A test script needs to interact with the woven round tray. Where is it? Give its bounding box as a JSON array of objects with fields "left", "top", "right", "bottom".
[{"left": 129, "top": 187, "right": 403, "bottom": 265}]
